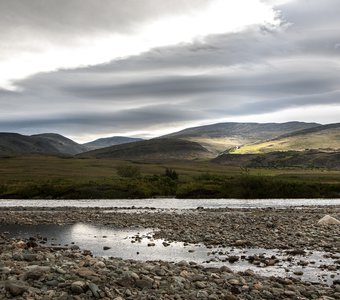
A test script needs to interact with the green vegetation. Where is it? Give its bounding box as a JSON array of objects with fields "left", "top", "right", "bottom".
[
  {"left": 232, "top": 125, "right": 340, "bottom": 154},
  {"left": 0, "top": 155, "right": 340, "bottom": 199}
]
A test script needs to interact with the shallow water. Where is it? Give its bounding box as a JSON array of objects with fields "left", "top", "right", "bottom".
[
  {"left": 1, "top": 223, "right": 338, "bottom": 285},
  {"left": 1, "top": 198, "right": 340, "bottom": 209}
]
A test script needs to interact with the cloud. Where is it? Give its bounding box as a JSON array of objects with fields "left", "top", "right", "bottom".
[
  {"left": 0, "top": 0, "right": 340, "bottom": 141},
  {"left": 0, "top": 0, "right": 277, "bottom": 89}
]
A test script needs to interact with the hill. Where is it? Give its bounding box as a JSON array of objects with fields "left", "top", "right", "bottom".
[
  {"left": 78, "top": 138, "right": 213, "bottom": 161},
  {"left": 163, "top": 122, "right": 320, "bottom": 154},
  {"left": 213, "top": 150, "right": 340, "bottom": 170},
  {"left": 231, "top": 123, "right": 340, "bottom": 154},
  {"left": 0, "top": 133, "right": 87, "bottom": 156},
  {"left": 84, "top": 136, "right": 143, "bottom": 150}
]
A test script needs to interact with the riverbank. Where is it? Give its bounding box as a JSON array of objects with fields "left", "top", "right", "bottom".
[
  {"left": 0, "top": 206, "right": 339, "bottom": 299},
  {"left": 1, "top": 206, "right": 339, "bottom": 252}
]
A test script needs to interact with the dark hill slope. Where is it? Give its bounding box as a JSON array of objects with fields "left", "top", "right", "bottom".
[
  {"left": 213, "top": 150, "right": 340, "bottom": 170},
  {"left": 0, "top": 133, "right": 87, "bottom": 155},
  {"left": 84, "top": 136, "right": 143, "bottom": 150},
  {"left": 78, "top": 138, "right": 213, "bottom": 161},
  {"left": 164, "top": 122, "right": 320, "bottom": 153}
]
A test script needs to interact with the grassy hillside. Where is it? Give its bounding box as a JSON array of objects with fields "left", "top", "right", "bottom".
[
  {"left": 213, "top": 150, "right": 340, "bottom": 170},
  {"left": 78, "top": 138, "right": 213, "bottom": 161},
  {"left": 231, "top": 123, "right": 340, "bottom": 154},
  {"left": 164, "top": 122, "right": 320, "bottom": 154},
  {"left": 0, "top": 133, "right": 87, "bottom": 156}
]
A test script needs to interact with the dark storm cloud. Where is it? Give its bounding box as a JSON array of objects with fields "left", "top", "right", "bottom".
[
  {"left": 1, "top": 0, "right": 340, "bottom": 139},
  {"left": 0, "top": 105, "right": 202, "bottom": 135}
]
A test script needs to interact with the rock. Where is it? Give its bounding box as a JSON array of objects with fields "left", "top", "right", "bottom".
[
  {"left": 318, "top": 215, "right": 340, "bottom": 225},
  {"left": 0, "top": 267, "right": 11, "bottom": 274},
  {"left": 136, "top": 278, "right": 153, "bottom": 289},
  {"left": 25, "top": 266, "right": 50, "bottom": 280},
  {"left": 177, "top": 260, "right": 189, "bottom": 267},
  {"left": 5, "top": 280, "right": 28, "bottom": 296},
  {"left": 234, "top": 240, "right": 248, "bottom": 247},
  {"left": 76, "top": 267, "right": 97, "bottom": 278},
  {"left": 224, "top": 294, "right": 238, "bottom": 300},
  {"left": 71, "top": 281, "right": 86, "bottom": 295},
  {"left": 228, "top": 278, "right": 241, "bottom": 285},
  {"left": 23, "top": 253, "right": 38, "bottom": 261},
  {"left": 228, "top": 256, "right": 239, "bottom": 263},
  {"left": 88, "top": 282, "right": 101, "bottom": 298},
  {"left": 95, "top": 261, "right": 106, "bottom": 268},
  {"left": 195, "top": 281, "right": 206, "bottom": 289},
  {"left": 70, "top": 245, "right": 80, "bottom": 250}
]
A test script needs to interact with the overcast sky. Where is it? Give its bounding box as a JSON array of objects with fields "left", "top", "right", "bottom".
[{"left": 1, "top": 0, "right": 339, "bottom": 142}]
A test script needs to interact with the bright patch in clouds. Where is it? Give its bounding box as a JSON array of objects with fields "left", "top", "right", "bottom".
[{"left": 0, "top": 0, "right": 277, "bottom": 90}]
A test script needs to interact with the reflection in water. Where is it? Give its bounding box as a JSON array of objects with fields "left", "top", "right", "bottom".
[{"left": 1, "top": 223, "right": 338, "bottom": 286}]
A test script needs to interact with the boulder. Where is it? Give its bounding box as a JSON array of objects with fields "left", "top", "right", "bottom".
[
  {"left": 5, "top": 280, "right": 28, "bottom": 296},
  {"left": 318, "top": 215, "right": 340, "bottom": 225}
]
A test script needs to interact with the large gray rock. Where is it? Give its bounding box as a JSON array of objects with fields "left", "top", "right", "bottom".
[
  {"left": 5, "top": 280, "right": 28, "bottom": 296},
  {"left": 318, "top": 215, "right": 340, "bottom": 225}
]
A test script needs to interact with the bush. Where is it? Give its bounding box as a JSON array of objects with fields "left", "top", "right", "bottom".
[
  {"left": 164, "top": 168, "right": 178, "bottom": 180},
  {"left": 116, "top": 164, "right": 141, "bottom": 178}
]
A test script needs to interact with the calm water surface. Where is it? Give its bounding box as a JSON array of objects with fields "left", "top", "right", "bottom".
[
  {"left": 1, "top": 198, "right": 340, "bottom": 209},
  {"left": 1, "top": 223, "right": 338, "bottom": 285}
]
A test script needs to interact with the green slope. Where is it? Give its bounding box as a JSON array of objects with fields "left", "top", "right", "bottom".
[
  {"left": 164, "top": 122, "right": 320, "bottom": 154},
  {"left": 231, "top": 123, "right": 340, "bottom": 154}
]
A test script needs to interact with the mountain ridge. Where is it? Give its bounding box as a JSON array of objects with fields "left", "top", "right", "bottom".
[
  {"left": 231, "top": 123, "right": 340, "bottom": 154},
  {"left": 78, "top": 138, "right": 213, "bottom": 161}
]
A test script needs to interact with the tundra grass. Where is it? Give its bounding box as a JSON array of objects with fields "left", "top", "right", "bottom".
[{"left": 0, "top": 155, "right": 340, "bottom": 199}]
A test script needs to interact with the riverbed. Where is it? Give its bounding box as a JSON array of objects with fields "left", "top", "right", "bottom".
[{"left": 0, "top": 200, "right": 339, "bottom": 299}]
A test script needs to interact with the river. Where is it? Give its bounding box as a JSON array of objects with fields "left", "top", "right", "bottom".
[{"left": 1, "top": 198, "right": 340, "bottom": 209}]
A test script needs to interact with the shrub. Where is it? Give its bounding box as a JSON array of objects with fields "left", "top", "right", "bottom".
[
  {"left": 116, "top": 164, "right": 141, "bottom": 178},
  {"left": 164, "top": 168, "right": 178, "bottom": 180}
]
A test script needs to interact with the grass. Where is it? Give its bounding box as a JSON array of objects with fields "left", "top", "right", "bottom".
[
  {"left": 232, "top": 128, "right": 340, "bottom": 154},
  {"left": 0, "top": 154, "right": 340, "bottom": 199}
]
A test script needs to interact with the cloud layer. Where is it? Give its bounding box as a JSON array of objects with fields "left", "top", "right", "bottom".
[{"left": 1, "top": 0, "right": 340, "bottom": 141}]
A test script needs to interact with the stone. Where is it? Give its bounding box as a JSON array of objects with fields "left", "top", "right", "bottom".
[
  {"left": 88, "top": 282, "right": 101, "bottom": 298},
  {"left": 71, "top": 281, "right": 86, "bottom": 295},
  {"left": 23, "top": 253, "right": 38, "bottom": 261},
  {"left": 95, "top": 261, "right": 106, "bottom": 268},
  {"left": 25, "top": 266, "right": 50, "bottom": 280},
  {"left": 234, "top": 240, "right": 249, "bottom": 247},
  {"left": 228, "top": 256, "right": 239, "bottom": 263},
  {"left": 76, "top": 267, "right": 97, "bottom": 278},
  {"left": 195, "top": 281, "right": 206, "bottom": 289},
  {"left": 136, "top": 278, "right": 153, "bottom": 289},
  {"left": 5, "top": 280, "right": 28, "bottom": 296},
  {"left": 318, "top": 215, "right": 340, "bottom": 225}
]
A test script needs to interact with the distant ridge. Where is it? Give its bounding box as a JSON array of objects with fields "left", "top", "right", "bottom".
[
  {"left": 0, "top": 132, "right": 87, "bottom": 155},
  {"left": 231, "top": 123, "right": 340, "bottom": 154},
  {"left": 84, "top": 136, "right": 144, "bottom": 150},
  {"left": 163, "top": 121, "right": 320, "bottom": 154},
  {"left": 78, "top": 138, "right": 213, "bottom": 161}
]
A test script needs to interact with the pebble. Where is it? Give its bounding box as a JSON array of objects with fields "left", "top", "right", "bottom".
[{"left": 0, "top": 206, "right": 338, "bottom": 299}]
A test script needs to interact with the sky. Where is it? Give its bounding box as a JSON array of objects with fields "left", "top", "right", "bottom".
[{"left": 1, "top": 0, "right": 339, "bottom": 142}]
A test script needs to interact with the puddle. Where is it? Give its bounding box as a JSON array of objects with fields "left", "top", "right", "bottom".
[{"left": 1, "top": 223, "right": 338, "bottom": 285}]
